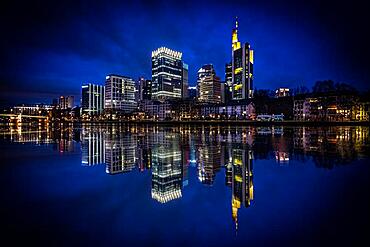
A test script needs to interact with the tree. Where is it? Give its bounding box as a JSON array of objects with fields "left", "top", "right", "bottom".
[
  {"left": 312, "top": 80, "right": 335, "bottom": 93},
  {"left": 292, "top": 85, "right": 310, "bottom": 95}
]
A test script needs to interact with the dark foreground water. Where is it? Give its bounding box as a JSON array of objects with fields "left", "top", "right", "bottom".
[{"left": 1, "top": 124, "right": 369, "bottom": 246}]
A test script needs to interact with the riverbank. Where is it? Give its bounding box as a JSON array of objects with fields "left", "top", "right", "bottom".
[
  {"left": 1, "top": 120, "right": 369, "bottom": 127},
  {"left": 76, "top": 120, "right": 370, "bottom": 126}
]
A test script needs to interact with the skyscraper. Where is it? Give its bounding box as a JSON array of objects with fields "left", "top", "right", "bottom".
[
  {"left": 198, "top": 74, "right": 222, "bottom": 104},
  {"left": 59, "top": 96, "right": 74, "bottom": 109},
  {"left": 232, "top": 17, "right": 254, "bottom": 100},
  {"left": 151, "top": 47, "right": 184, "bottom": 101},
  {"left": 81, "top": 83, "right": 105, "bottom": 116},
  {"left": 197, "top": 64, "right": 216, "bottom": 99},
  {"left": 224, "top": 62, "right": 233, "bottom": 103},
  {"left": 105, "top": 74, "right": 137, "bottom": 113},
  {"left": 225, "top": 62, "right": 232, "bottom": 87},
  {"left": 138, "top": 77, "right": 152, "bottom": 101},
  {"left": 182, "top": 63, "right": 189, "bottom": 99}
]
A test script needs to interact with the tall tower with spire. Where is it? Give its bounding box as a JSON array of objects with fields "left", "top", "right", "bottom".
[{"left": 231, "top": 17, "right": 254, "bottom": 100}]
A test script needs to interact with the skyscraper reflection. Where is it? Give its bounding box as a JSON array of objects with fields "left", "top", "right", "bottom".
[
  {"left": 231, "top": 146, "right": 254, "bottom": 230},
  {"left": 7, "top": 124, "right": 366, "bottom": 230},
  {"left": 105, "top": 133, "right": 136, "bottom": 175},
  {"left": 197, "top": 144, "right": 221, "bottom": 185},
  {"left": 81, "top": 128, "right": 105, "bottom": 166},
  {"left": 151, "top": 145, "right": 183, "bottom": 203}
]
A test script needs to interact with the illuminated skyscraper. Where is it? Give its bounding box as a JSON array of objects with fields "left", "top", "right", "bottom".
[
  {"left": 197, "top": 64, "right": 216, "bottom": 98},
  {"left": 105, "top": 74, "right": 137, "bottom": 113},
  {"left": 231, "top": 17, "right": 254, "bottom": 100},
  {"left": 151, "top": 47, "right": 184, "bottom": 101},
  {"left": 198, "top": 74, "right": 222, "bottom": 104},
  {"left": 81, "top": 83, "right": 105, "bottom": 116}
]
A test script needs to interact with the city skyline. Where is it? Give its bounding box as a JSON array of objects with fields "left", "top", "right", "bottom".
[{"left": 1, "top": 0, "right": 370, "bottom": 106}]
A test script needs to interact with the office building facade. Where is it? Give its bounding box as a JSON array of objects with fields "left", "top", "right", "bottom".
[
  {"left": 152, "top": 47, "right": 183, "bottom": 101},
  {"left": 182, "top": 63, "right": 189, "bottom": 99},
  {"left": 81, "top": 83, "right": 105, "bottom": 116},
  {"left": 197, "top": 64, "right": 216, "bottom": 99},
  {"left": 198, "top": 74, "right": 222, "bottom": 104},
  {"left": 59, "top": 96, "right": 74, "bottom": 109},
  {"left": 105, "top": 74, "right": 137, "bottom": 113},
  {"left": 138, "top": 77, "right": 152, "bottom": 101}
]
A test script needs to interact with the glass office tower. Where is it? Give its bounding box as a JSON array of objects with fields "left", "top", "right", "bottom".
[{"left": 151, "top": 47, "right": 183, "bottom": 101}]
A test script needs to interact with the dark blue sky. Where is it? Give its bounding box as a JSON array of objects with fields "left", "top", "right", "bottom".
[{"left": 1, "top": 0, "right": 369, "bottom": 105}]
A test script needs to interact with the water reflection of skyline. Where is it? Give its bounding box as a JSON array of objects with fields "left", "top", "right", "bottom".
[{"left": 1, "top": 124, "right": 369, "bottom": 229}]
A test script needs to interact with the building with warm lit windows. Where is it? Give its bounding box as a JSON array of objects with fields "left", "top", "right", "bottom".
[
  {"left": 105, "top": 74, "right": 137, "bottom": 113},
  {"left": 198, "top": 74, "right": 222, "bottom": 104},
  {"left": 231, "top": 17, "right": 254, "bottom": 100},
  {"left": 275, "top": 88, "right": 290, "bottom": 98},
  {"left": 59, "top": 96, "right": 74, "bottom": 109},
  {"left": 151, "top": 47, "right": 184, "bottom": 101},
  {"left": 197, "top": 64, "right": 216, "bottom": 99},
  {"left": 81, "top": 83, "right": 105, "bottom": 116}
]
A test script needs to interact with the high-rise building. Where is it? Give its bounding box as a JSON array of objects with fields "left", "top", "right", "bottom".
[
  {"left": 105, "top": 74, "right": 137, "bottom": 113},
  {"left": 225, "top": 62, "right": 232, "bottom": 87},
  {"left": 197, "top": 64, "right": 216, "bottom": 99},
  {"left": 81, "top": 83, "right": 105, "bottom": 116},
  {"left": 188, "top": 86, "right": 197, "bottom": 100},
  {"left": 182, "top": 63, "right": 189, "bottom": 99},
  {"left": 231, "top": 17, "right": 254, "bottom": 100},
  {"left": 198, "top": 74, "right": 222, "bottom": 104},
  {"left": 135, "top": 79, "right": 141, "bottom": 103},
  {"left": 224, "top": 62, "right": 233, "bottom": 103},
  {"left": 59, "top": 96, "right": 74, "bottom": 109},
  {"left": 151, "top": 47, "right": 183, "bottom": 101},
  {"left": 138, "top": 78, "right": 152, "bottom": 101}
]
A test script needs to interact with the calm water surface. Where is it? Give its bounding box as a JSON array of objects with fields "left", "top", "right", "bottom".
[{"left": 1, "top": 124, "right": 369, "bottom": 246}]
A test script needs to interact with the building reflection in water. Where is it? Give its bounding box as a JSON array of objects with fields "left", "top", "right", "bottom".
[
  {"left": 151, "top": 145, "right": 183, "bottom": 203},
  {"left": 231, "top": 147, "right": 253, "bottom": 230},
  {"left": 3, "top": 124, "right": 369, "bottom": 230},
  {"left": 105, "top": 131, "right": 136, "bottom": 175},
  {"left": 81, "top": 128, "right": 105, "bottom": 166}
]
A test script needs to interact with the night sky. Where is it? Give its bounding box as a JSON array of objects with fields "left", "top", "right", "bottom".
[{"left": 1, "top": 0, "right": 369, "bottom": 106}]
